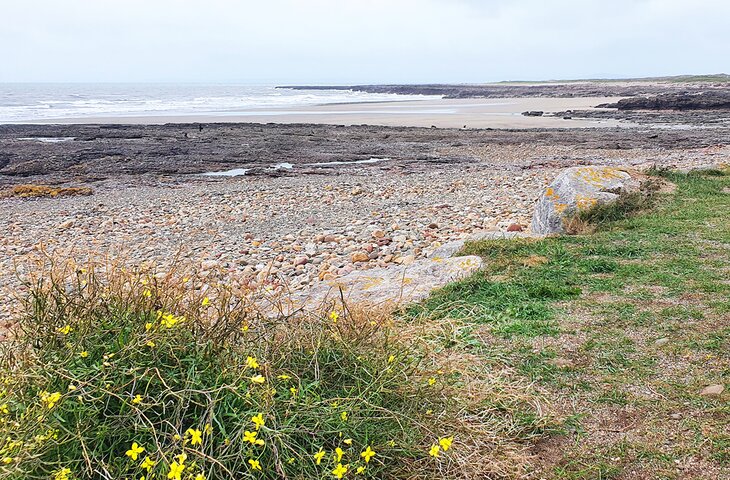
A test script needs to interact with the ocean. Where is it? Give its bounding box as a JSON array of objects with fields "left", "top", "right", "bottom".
[{"left": 0, "top": 83, "right": 426, "bottom": 123}]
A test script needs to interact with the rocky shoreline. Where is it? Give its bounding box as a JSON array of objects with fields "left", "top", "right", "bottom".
[
  {"left": 2, "top": 122, "right": 729, "bottom": 187},
  {"left": 279, "top": 76, "right": 730, "bottom": 99},
  {"left": 2, "top": 121, "right": 728, "bottom": 326}
]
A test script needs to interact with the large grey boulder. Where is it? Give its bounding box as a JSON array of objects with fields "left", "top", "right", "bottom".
[{"left": 531, "top": 166, "right": 641, "bottom": 235}]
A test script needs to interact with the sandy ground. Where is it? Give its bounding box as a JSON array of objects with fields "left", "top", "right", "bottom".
[{"left": 24, "top": 97, "right": 625, "bottom": 129}]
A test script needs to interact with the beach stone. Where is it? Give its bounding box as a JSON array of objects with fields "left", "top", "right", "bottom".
[
  {"left": 293, "top": 255, "right": 309, "bottom": 266},
  {"left": 699, "top": 384, "right": 724, "bottom": 397},
  {"left": 531, "top": 166, "right": 641, "bottom": 235},
  {"left": 285, "top": 255, "right": 483, "bottom": 310},
  {"left": 351, "top": 251, "right": 370, "bottom": 263}
]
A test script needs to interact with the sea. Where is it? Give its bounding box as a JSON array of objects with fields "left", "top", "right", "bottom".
[{"left": 0, "top": 83, "right": 427, "bottom": 123}]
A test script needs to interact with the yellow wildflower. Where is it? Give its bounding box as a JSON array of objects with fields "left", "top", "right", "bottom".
[
  {"left": 429, "top": 444, "right": 440, "bottom": 457},
  {"left": 243, "top": 430, "right": 258, "bottom": 444},
  {"left": 143, "top": 289, "right": 152, "bottom": 298},
  {"left": 186, "top": 428, "right": 203, "bottom": 446},
  {"left": 250, "top": 374, "right": 266, "bottom": 384},
  {"left": 132, "top": 395, "right": 143, "bottom": 405},
  {"left": 335, "top": 447, "right": 344, "bottom": 462},
  {"left": 277, "top": 374, "right": 291, "bottom": 380},
  {"left": 201, "top": 296, "right": 210, "bottom": 307},
  {"left": 314, "top": 449, "right": 326, "bottom": 465},
  {"left": 289, "top": 387, "right": 297, "bottom": 396},
  {"left": 57, "top": 325, "right": 72, "bottom": 335},
  {"left": 204, "top": 423, "right": 213, "bottom": 434},
  {"left": 332, "top": 463, "right": 348, "bottom": 479},
  {"left": 0, "top": 404, "right": 8, "bottom": 414},
  {"left": 439, "top": 436, "right": 454, "bottom": 451},
  {"left": 125, "top": 442, "right": 145, "bottom": 461},
  {"left": 67, "top": 384, "right": 77, "bottom": 391},
  {"left": 356, "top": 466, "right": 366, "bottom": 474},
  {"left": 141, "top": 457, "right": 155, "bottom": 471},
  {"left": 160, "top": 313, "right": 180, "bottom": 328},
  {"left": 167, "top": 461, "right": 185, "bottom": 480},
  {"left": 146, "top": 340, "right": 155, "bottom": 348},
  {"left": 388, "top": 354, "right": 395, "bottom": 363},
  {"left": 195, "top": 474, "right": 206, "bottom": 480},
  {"left": 361, "top": 446, "right": 376, "bottom": 463},
  {"left": 248, "top": 459, "right": 261, "bottom": 471},
  {"left": 340, "top": 411, "right": 348, "bottom": 421},
  {"left": 145, "top": 322, "right": 153, "bottom": 331},
  {"left": 80, "top": 351, "right": 89, "bottom": 358},
  {"left": 40, "top": 391, "right": 62, "bottom": 409},
  {"left": 329, "top": 311, "right": 339, "bottom": 323},
  {"left": 246, "top": 356, "right": 260, "bottom": 369},
  {"left": 1, "top": 457, "right": 12, "bottom": 464},
  {"left": 53, "top": 468, "right": 72, "bottom": 480},
  {"left": 251, "top": 413, "right": 265, "bottom": 430},
  {"left": 175, "top": 453, "right": 187, "bottom": 463},
  {"left": 343, "top": 438, "right": 353, "bottom": 445},
  {"left": 428, "top": 377, "right": 436, "bottom": 386}
]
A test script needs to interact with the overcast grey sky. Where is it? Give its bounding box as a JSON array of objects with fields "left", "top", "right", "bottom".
[{"left": 2, "top": 0, "right": 728, "bottom": 84}]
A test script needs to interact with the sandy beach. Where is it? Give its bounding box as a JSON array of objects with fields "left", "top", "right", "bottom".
[{"left": 25, "top": 97, "right": 623, "bottom": 128}]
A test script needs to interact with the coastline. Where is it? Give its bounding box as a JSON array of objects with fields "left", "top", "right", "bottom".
[{"left": 14, "top": 97, "right": 623, "bottom": 129}]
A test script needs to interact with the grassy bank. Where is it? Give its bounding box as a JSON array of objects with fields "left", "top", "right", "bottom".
[{"left": 409, "top": 169, "right": 729, "bottom": 479}]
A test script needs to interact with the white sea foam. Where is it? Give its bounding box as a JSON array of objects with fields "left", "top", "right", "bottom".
[{"left": 0, "top": 84, "right": 433, "bottom": 123}]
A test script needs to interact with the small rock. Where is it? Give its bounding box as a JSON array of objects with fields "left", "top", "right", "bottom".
[
  {"left": 699, "top": 384, "right": 724, "bottom": 397},
  {"left": 427, "top": 222, "right": 438, "bottom": 229},
  {"left": 58, "top": 220, "right": 74, "bottom": 229},
  {"left": 669, "top": 413, "right": 682, "bottom": 420},
  {"left": 201, "top": 260, "right": 218, "bottom": 270},
  {"left": 654, "top": 337, "right": 670, "bottom": 347},
  {"left": 372, "top": 229, "right": 385, "bottom": 239},
  {"left": 506, "top": 223, "right": 524, "bottom": 232},
  {"left": 293, "top": 255, "right": 309, "bottom": 267},
  {"left": 351, "top": 252, "right": 370, "bottom": 263}
]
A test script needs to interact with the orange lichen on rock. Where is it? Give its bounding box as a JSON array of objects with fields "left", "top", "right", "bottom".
[
  {"left": 573, "top": 166, "right": 625, "bottom": 187},
  {"left": 575, "top": 194, "right": 599, "bottom": 211}
]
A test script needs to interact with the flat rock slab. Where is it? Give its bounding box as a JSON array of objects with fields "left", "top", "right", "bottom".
[
  {"left": 280, "top": 255, "right": 483, "bottom": 313},
  {"left": 531, "top": 166, "right": 641, "bottom": 235}
]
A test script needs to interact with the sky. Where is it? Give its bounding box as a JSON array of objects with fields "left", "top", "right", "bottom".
[{"left": 2, "top": 0, "right": 729, "bottom": 84}]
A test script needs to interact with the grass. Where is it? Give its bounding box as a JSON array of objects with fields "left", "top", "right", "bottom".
[{"left": 407, "top": 169, "right": 730, "bottom": 479}]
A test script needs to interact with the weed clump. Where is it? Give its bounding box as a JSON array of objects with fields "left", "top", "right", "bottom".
[
  {"left": 0, "top": 261, "right": 465, "bottom": 480},
  {"left": 0, "top": 185, "right": 93, "bottom": 199}
]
